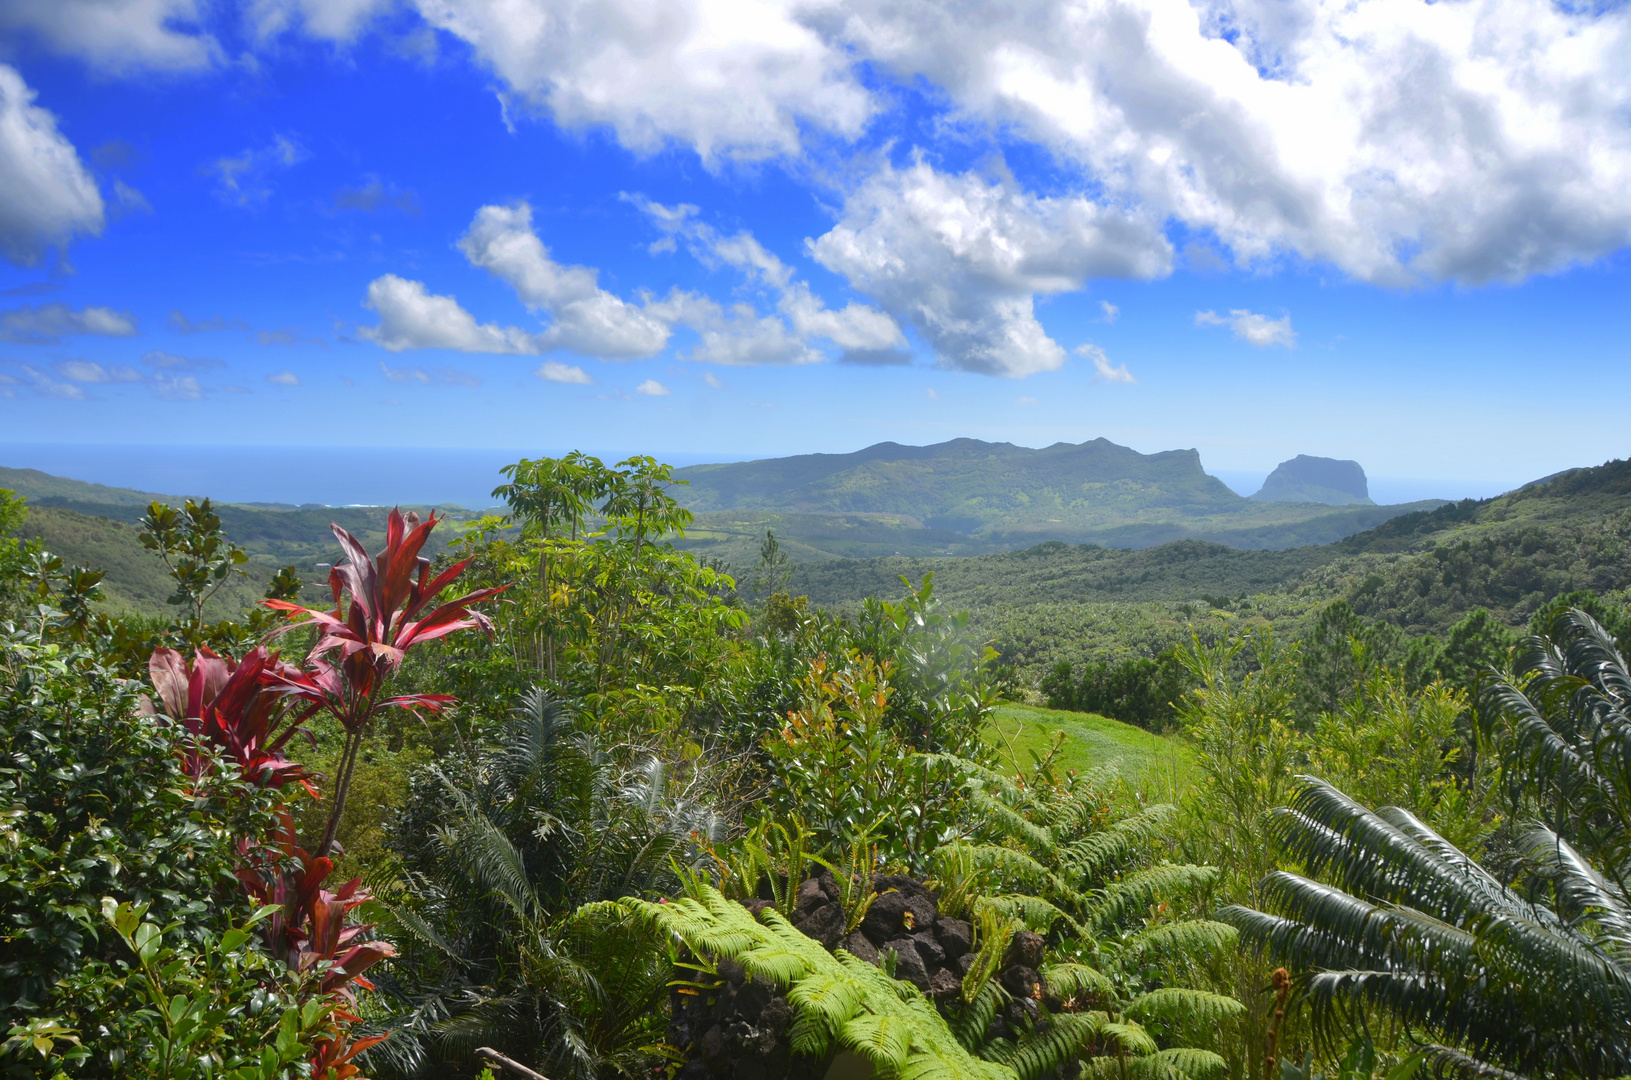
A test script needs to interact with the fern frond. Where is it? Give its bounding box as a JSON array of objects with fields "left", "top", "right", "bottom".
[
  {"left": 967, "top": 788, "right": 1056, "bottom": 857},
  {"left": 1098, "top": 1020, "right": 1157, "bottom": 1057},
  {"left": 949, "top": 981, "right": 1007, "bottom": 1052},
  {"left": 1114, "top": 920, "right": 1238, "bottom": 969},
  {"left": 1058, "top": 804, "right": 1178, "bottom": 883},
  {"left": 981, "top": 894, "right": 1085, "bottom": 936},
  {"left": 840, "top": 1014, "right": 914, "bottom": 1075},
  {"left": 1083, "top": 864, "right": 1217, "bottom": 932},
  {"left": 990, "top": 1013, "right": 1102, "bottom": 1080},
  {"left": 1085, "top": 1047, "right": 1228, "bottom": 1080},
  {"left": 1041, "top": 963, "right": 1114, "bottom": 1003},
  {"left": 629, "top": 886, "right": 1020, "bottom": 1080},
  {"left": 1123, "top": 988, "right": 1243, "bottom": 1028},
  {"left": 789, "top": 972, "right": 866, "bottom": 1034}
]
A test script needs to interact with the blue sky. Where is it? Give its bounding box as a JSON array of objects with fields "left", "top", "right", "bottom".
[{"left": 1, "top": 0, "right": 1629, "bottom": 505}]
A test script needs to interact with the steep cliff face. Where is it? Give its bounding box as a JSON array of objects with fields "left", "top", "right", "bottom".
[{"left": 1250, "top": 455, "right": 1373, "bottom": 505}]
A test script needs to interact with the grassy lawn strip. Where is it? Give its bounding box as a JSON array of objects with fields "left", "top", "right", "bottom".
[{"left": 988, "top": 703, "right": 1196, "bottom": 801}]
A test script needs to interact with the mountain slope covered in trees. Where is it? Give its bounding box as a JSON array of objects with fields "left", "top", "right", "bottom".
[{"left": 673, "top": 438, "right": 1441, "bottom": 560}]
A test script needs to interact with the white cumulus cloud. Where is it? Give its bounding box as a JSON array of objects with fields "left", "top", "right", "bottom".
[
  {"left": 410, "top": 0, "right": 873, "bottom": 165},
  {"left": 635, "top": 378, "right": 671, "bottom": 396},
  {"left": 0, "top": 65, "right": 105, "bottom": 268},
  {"left": 808, "top": 160, "right": 1170, "bottom": 377},
  {"left": 358, "top": 274, "right": 539, "bottom": 354},
  {"left": 458, "top": 202, "right": 673, "bottom": 358},
  {"left": 1196, "top": 308, "right": 1296, "bottom": 347},
  {"left": 1077, "top": 343, "right": 1135, "bottom": 383},
  {"left": 629, "top": 193, "right": 906, "bottom": 365},
  {"left": 0, "top": 0, "right": 217, "bottom": 72},
  {"left": 835, "top": 0, "right": 1631, "bottom": 285},
  {"left": 266, "top": 370, "right": 300, "bottom": 386},
  {"left": 1099, "top": 301, "right": 1119, "bottom": 324},
  {"left": 537, "top": 360, "right": 593, "bottom": 384}
]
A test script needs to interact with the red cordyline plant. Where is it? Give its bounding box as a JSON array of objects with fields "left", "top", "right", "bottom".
[
  {"left": 145, "top": 647, "right": 393, "bottom": 1079},
  {"left": 145, "top": 643, "right": 320, "bottom": 795},
  {"left": 265, "top": 508, "right": 505, "bottom": 858}
]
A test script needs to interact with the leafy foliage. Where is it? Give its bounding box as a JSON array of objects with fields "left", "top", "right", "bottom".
[{"left": 365, "top": 690, "right": 721, "bottom": 1080}]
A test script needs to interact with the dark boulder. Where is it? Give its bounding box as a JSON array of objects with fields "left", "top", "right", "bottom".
[
  {"left": 881, "top": 937, "right": 931, "bottom": 990},
  {"left": 955, "top": 952, "right": 978, "bottom": 977},
  {"left": 935, "top": 917, "right": 972, "bottom": 960},
  {"left": 911, "top": 929, "right": 946, "bottom": 968},
  {"left": 793, "top": 902, "right": 845, "bottom": 950},
  {"left": 839, "top": 931, "right": 879, "bottom": 965},
  {"left": 861, "top": 890, "right": 912, "bottom": 943},
  {"left": 794, "top": 878, "right": 828, "bottom": 917},
  {"left": 927, "top": 967, "right": 962, "bottom": 1006},
  {"left": 1000, "top": 965, "right": 1042, "bottom": 1001},
  {"left": 872, "top": 874, "right": 932, "bottom": 901},
  {"left": 1007, "top": 930, "right": 1045, "bottom": 970}
]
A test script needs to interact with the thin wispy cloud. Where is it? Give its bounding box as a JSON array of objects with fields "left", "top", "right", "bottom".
[{"left": 1196, "top": 309, "right": 1297, "bottom": 348}]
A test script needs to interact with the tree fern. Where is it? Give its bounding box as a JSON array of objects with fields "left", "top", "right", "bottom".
[
  {"left": 1059, "top": 804, "right": 1178, "bottom": 883},
  {"left": 625, "top": 885, "right": 1015, "bottom": 1080},
  {"left": 1041, "top": 964, "right": 1115, "bottom": 1004},
  {"left": 1080, "top": 1047, "right": 1229, "bottom": 1080},
  {"left": 1123, "top": 989, "right": 1243, "bottom": 1029},
  {"left": 981, "top": 1012, "right": 1105, "bottom": 1080},
  {"left": 1082, "top": 864, "right": 1219, "bottom": 933}
]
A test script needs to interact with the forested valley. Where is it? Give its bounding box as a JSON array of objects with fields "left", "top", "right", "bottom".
[{"left": 2, "top": 450, "right": 1629, "bottom": 1080}]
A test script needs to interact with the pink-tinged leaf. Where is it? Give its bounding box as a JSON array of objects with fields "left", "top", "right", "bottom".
[
  {"left": 148, "top": 648, "right": 189, "bottom": 719},
  {"left": 189, "top": 646, "right": 233, "bottom": 719}
]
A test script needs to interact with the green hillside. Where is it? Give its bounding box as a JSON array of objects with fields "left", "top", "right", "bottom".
[
  {"left": 793, "top": 457, "right": 1631, "bottom": 635},
  {"left": 671, "top": 437, "right": 1440, "bottom": 560},
  {"left": 2, "top": 468, "right": 474, "bottom": 619}
]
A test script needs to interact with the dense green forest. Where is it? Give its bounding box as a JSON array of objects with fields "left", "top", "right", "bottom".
[{"left": 2, "top": 451, "right": 1629, "bottom": 1080}]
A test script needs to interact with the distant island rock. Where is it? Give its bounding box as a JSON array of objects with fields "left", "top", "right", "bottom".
[{"left": 1250, "top": 455, "right": 1373, "bottom": 505}]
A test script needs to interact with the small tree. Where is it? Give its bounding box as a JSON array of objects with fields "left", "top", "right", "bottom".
[{"left": 140, "top": 499, "right": 250, "bottom": 631}]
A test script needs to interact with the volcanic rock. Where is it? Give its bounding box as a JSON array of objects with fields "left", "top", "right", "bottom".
[
  {"left": 793, "top": 902, "right": 845, "bottom": 950},
  {"left": 839, "top": 931, "right": 879, "bottom": 965},
  {"left": 1007, "top": 930, "right": 1045, "bottom": 970},
  {"left": 935, "top": 917, "right": 972, "bottom": 960},
  {"left": 881, "top": 937, "right": 931, "bottom": 989}
]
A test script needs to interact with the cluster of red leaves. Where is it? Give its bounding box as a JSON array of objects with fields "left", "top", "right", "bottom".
[
  {"left": 142, "top": 508, "right": 503, "bottom": 1080},
  {"left": 237, "top": 810, "right": 392, "bottom": 1079},
  {"left": 147, "top": 646, "right": 391, "bottom": 1077},
  {"left": 264, "top": 508, "right": 504, "bottom": 731},
  {"left": 144, "top": 644, "right": 319, "bottom": 796}
]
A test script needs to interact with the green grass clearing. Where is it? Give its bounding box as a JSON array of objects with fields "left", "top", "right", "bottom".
[{"left": 987, "top": 703, "right": 1197, "bottom": 802}]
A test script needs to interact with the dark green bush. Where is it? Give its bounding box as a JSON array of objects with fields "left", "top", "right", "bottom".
[
  {"left": 1039, "top": 649, "right": 1190, "bottom": 731},
  {"left": 0, "top": 636, "right": 296, "bottom": 1077}
]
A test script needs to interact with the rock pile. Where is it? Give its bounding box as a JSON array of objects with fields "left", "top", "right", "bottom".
[{"left": 667, "top": 872, "right": 1052, "bottom": 1080}]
